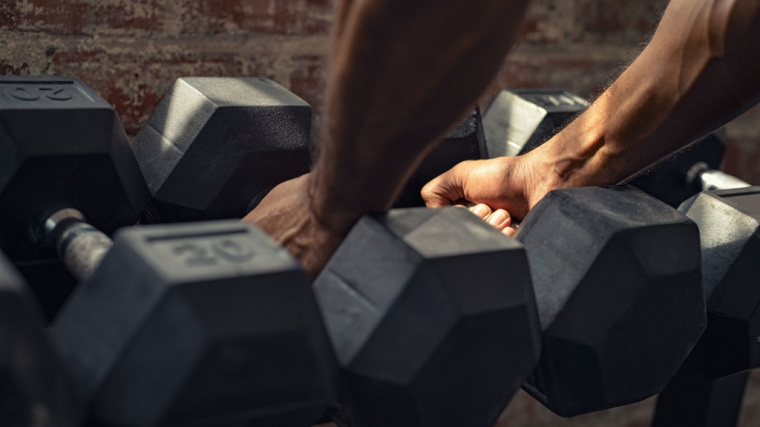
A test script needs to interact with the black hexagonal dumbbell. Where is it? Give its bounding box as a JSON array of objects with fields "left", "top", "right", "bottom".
[
  {"left": 678, "top": 171, "right": 756, "bottom": 379},
  {"left": 0, "top": 75, "right": 150, "bottom": 318},
  {"left": 49, "top": 217, "right": 337, "bottom": 426},
  {"left": 653, "top": 172, "right": 759, "bottom": 427},
  {"left": 483, "top": 88, "right": 588, "bottom": 158},
  {"left": 131, "top": 76, "right": 488, "bottom": 221},
  {"left": 131, "top": 77, "right": 317, "bottom": 223},
  {"left": 0, "top": 76, "right": 337, "bottom": 426},
  {"left": 0, "top": 251, "right": 80, "bottom": 427},
  {"left": 314, "top": 207, "right": 541, "bottom": 427},
  {"left": 517, "top": 185, "right": 705, "bottom": 416},
  {"left": 483, "top": 88, "right": 726, "bottom": 208},
  {"left": 483, "top": 89, "right": 708, "bottom": 415}
]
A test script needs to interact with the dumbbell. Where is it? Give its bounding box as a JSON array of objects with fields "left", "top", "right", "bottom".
[
  {"left": 483, "top": 88, "right": 727, "bottom": 207},
  {"left": 0, "top": 251, "right": 80, "bottom": 427},
  {"left": 516, "top": 185, "right": 704, "bottom": 416},
  {"left": 0, "top": 76, "right": 338, "bottom": 426},
  {"left": 674, "top": 170, "right": 757, "bottom": 377},
  {"left": 50, "top": 217, "right": 337, "bottom": 426},
  {"left": 0, "top": 75, "right": 150, "bottom": 318},
  {"left": 486, "top": 88, "right": 756, "bottom": 379},
  {"left": 484, "top": 89, "right": 707, "bottom": 415},
  {"left": 129, "top": 79, "right": 507, "bottom": 424},
  {"left": 313, "top": 207, "right": 541, "bottom": 427},
  {"left": 628, "top": 135, "right": 727, "bottom": 207},
  {"left": 652, "top": 172, "right": 757, "bottom": 426},
  {"left": 483, "top": 88, "right": 588, "bottom": 158},
  {"left": 131, "top": 77, "right": 317, "bottom": 223},
  {"left": 131, "top": 76, "right": 487, "bottom": 220}
]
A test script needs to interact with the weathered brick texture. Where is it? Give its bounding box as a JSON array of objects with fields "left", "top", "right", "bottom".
[
  {"left": 1, "top": 0, "right": 334, "bottom": 132},
  {"left": 2, "top": 1, "right": 760, "bottom": 426}
]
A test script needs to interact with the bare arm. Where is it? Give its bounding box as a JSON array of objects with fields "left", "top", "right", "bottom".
[
  {"left": 424, "top": 0, "right": 760, "bottom": 217},
  {"left": 246, "top": 0, "right": 530, "bottom": 275},
  {"left": 309, "top": 0, "right": 530, "bottom": 229},
  {"left": 530, "top": 0, "right": 760, "bottom": 199}
]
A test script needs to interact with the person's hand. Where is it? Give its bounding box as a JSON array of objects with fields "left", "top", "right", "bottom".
[
  {"left": 421, "top": 154, "right": 551, "bottom": 222},
  {"left": 461, "top": 203, "right": 516, "bottom": 236},
  {"left": 242, "top": 174, "right": 356, "bottom": 278}
]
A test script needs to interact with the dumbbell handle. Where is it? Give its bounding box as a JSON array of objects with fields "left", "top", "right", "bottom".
[
  {"left": 43, "top": 209, "right": 112, "bottom": 283},
  {"left": 686, "top": 162, "right": 751, "bottom": 192}
]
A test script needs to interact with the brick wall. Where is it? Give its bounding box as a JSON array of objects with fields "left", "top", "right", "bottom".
[
  {"left": 1, "top": 0, "right": 335, "bottom": 133},
  {"left": 3, "top": 1, "right": 758, "bottom": 180},
  {"left": 3, "top": 1, "right": 760, "bottom": 426}
]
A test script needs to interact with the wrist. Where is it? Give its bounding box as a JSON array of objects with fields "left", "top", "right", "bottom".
[
  {"left": 528, "top": 99, "right": 626, "bottom": 195},
  {"left": 306, "top": 168, "right": 364, "bottom": 236},
  {"left": 513, "top": 150, "right": 556, "bottom": 211}
]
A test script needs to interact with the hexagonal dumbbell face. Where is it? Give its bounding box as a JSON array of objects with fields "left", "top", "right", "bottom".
[
  {"left": 314, "top": 207, "right": 541, "bottom": 427},
  {"left": 518, "top": 186, "right": 705, "bottom": 416},
  {"left": 0, "top": 76, "right": 149, "bottom": 264},
  {"left": 679, "top": 187, "right": 760, "bottom": 377},
  {"left": 0, "top": 252, "right": 81, "bottom": 427},
  {"left": 52, "top": 221, "right": 336, "bottom": 427},
  {"left": 482, "top": 89, "right": 588, "bottom": 158},
  {"left": 132, "top": 77, "right": 316, "bottom": 223}
]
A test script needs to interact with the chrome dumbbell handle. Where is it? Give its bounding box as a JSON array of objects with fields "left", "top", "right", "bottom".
[{"left": 686, "top": 162, "right": 751, "bottom": 192}]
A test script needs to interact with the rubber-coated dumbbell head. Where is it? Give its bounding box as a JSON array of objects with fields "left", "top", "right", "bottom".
[
  {"left": 0, "top": 76, "right": 149, "bottom": 271},
  {"left": 52, "top": 221, "right": 337, "bottom": 426},
  {"left": 679, "top": 186, "right": 760, "bottom": 377},
  {"left": 315, "top": 207, "right": 541, "bottom": 427},
  {"left": 132, "top": 77, "right": 316, "bottom": 223},
  {"left": 518, "top": 186, "right": 705, "bottom": 416},
  {"left": 483, "top": 89, "right": 588, "bottom": 158},
  {"left": 0, "top": 252, "right": 81, "bottom": 427}
]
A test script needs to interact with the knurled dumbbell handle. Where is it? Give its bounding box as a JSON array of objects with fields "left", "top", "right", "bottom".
[{"left": 43, "top": 209, "right": 112, "bottom": 283}]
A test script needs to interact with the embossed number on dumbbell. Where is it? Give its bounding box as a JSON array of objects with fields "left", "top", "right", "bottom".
[
  {"left": 5, "top": 86, "right": 74, "bottom": 102},
  {"left": 170, "top": 238, "right": 254, "bottom": 267},
  {"left": 212, "top": 239, "right": 255, "bottom": 262},
  {"left": 525, "top": 93, "right": 584, "bottom": 108}
]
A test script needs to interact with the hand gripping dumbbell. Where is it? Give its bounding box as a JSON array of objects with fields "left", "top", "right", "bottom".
[
  {"left": 0, "top": 76, "right": 337, "bottom": 426},
  {"left": 484, "top": 89, "right": 707, "bottom": 416},
  {"left": 483, "top": 88, "right": 727, "bottom": 207}
]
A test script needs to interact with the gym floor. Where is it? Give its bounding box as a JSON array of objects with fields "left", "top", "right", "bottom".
[
  {"left": 2, "top": 0, "right": 760, "bottom": 426},
  {"left": 497, "top": 371, "right": 760, "bottom": 426}
]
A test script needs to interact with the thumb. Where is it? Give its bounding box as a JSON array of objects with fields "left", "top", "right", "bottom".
[{"left": 421, "top": 165, "right": 466, "bottom": 207}]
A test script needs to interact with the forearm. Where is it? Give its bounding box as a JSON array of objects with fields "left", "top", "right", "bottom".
[
  {"left": 310, "top": 0, "right": 529, "bottom": 227},
  {"left": 529, "top": 0, "right": 760, "bottom": 200}
]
